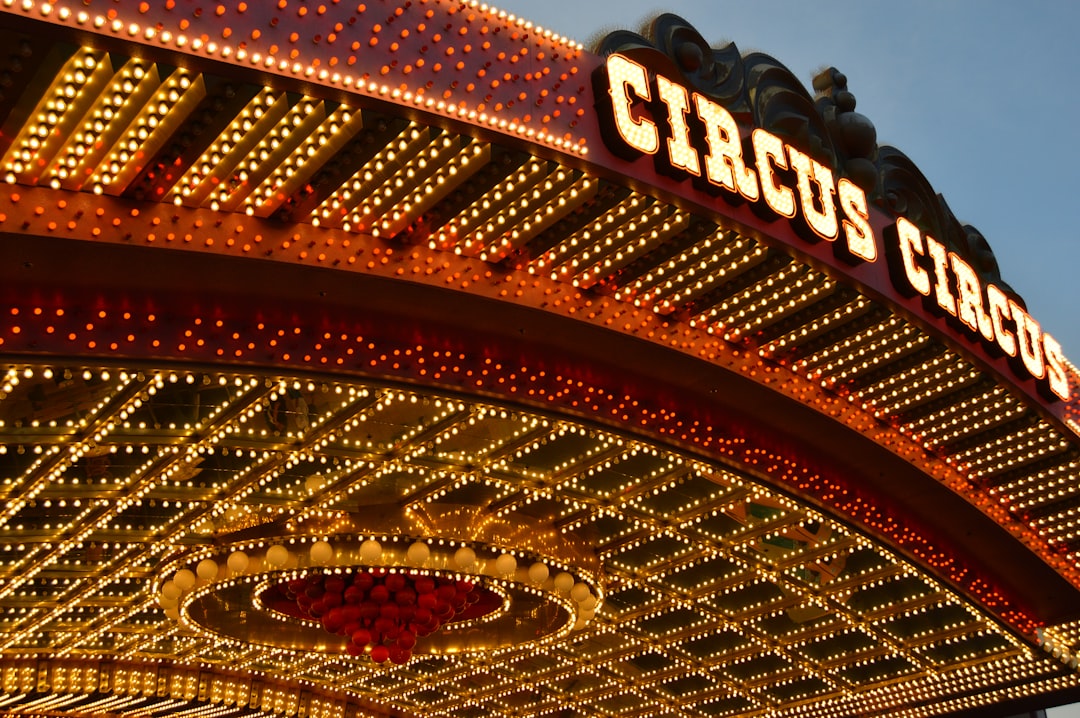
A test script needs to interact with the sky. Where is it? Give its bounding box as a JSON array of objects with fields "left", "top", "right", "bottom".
[
  {"left": 492, "top": 0, "right": 1080, "bottom": 366},
  {"left": 491, "top": 1, "right": 1080, "bottom": 714}
]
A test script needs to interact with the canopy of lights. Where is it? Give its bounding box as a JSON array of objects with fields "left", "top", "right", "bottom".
[{"left": 1, "top": 2, "right": 1079, "bottom": 717}]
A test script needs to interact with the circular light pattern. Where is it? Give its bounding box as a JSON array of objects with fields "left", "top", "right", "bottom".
[{"left": 165, "top": 532, "right": 597, "bottom": 658}]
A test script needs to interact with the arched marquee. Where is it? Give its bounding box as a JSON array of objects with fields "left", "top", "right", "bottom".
[{"left": 0, "top": 3, "right": 1079, "bottom": 717}]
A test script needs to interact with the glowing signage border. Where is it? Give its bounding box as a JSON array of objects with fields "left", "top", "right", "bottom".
[{"left": 596, "top": 53, "right": 1069, "bottom": 402}]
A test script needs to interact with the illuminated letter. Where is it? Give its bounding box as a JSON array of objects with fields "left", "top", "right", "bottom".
[
  {"left": 655, "top": 75, "right": 700, "bottom": 176},
  {"left": 986, "top": 284, "right": 1017, "bottom": 357},
  {"left": 837, "top": 178, "right": 876, "bottom": 262},
  {"left": 949, "top": 253, "right": 994, "bottom": 340},
  {"left": 1043, "top": 333, "right": 1071, "bottom": 401},
  {"left": 1009, "top": 300, "right": 1046, "bottom": 380},
  {"left": 787, "top": 145, "right": 839, "bottom": 240},
  {"left": 752, "top": 129, "right": 795, "bottom": 218},
  {"left": 606, "top": 54, "right": 659, "bottom": 155},
  {"left": 694, "top": 93, "right": 758, "bottom": 200},
  {"left": 925, "top": 236, "right": 956, "bottom": 316},
  {"left": 895, "top": 217, "right": 931, "bottom": 296}
]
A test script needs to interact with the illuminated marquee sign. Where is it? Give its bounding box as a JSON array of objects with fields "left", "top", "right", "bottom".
[{"left": 596, "top": 54, "right": 1069, "bottom": 401}]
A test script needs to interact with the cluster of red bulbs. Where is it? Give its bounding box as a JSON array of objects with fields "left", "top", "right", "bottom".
[{"left": 279, "top": 570, "right": 480, "bottom": 664}]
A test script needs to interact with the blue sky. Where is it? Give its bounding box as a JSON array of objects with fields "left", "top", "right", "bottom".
[
  {"left": 494, "top": 2, "right": 1080, "bottom": 714},
  {"left": 494, "top": 0, "right": 1080, "bottom": 364}
]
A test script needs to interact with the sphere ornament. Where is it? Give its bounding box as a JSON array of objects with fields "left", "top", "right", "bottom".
[
  {"left": 528, "top": 561, "right": 550, "bottom": 584},
  {"left": 310, "top": 539, "right": 334, "bottom": 565},
  {"left": 359, "top": 538, "right": 383, "bottom": 563},
  {"left": 405, "top": 540, "right": 431, "bottom": 565},
  {"left": 173, "top": 568, "right": 196, "bottom": 591},
  {"left": 453, "top": 545, "right": 477, "bottom": 569},
  {"left": 160, "top": 580, "right": 181, "bottom": 602},
  {"left": 227, "top": 550, "right": 250, "bottom": 573},
  {"left": 552, "top": 571, "right": 574, "bottom": 593},
  {"left": 196, "top": 558, "right": 219, "bottom": 580},
  {"left": 494, "top": 553, "right": 517, "bottom": 576},
  {"left": 156, "top": 505, "right": 603, "bottom": 663},
  {"left": 265, "top": 544, "right": 290, "bottom": 567}
]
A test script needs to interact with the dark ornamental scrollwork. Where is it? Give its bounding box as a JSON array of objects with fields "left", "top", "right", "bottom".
[
  {"left": 745, "top": 53, "right": 836, "bottom": 166},
  {"left": 813, "top": 67, "right": 877, "bottom": 192},
  {"left": 650, "top": 14, "right": 747, "bottom": 113},
  {"left": 962, "top": 223, "right": 1021, "bottom": 304},
  {"left": 875, "top": 146, "right": 953, "bottom": 242},
  {"left": 594, "top": 15, "right": 1020, "bottom": 301}
]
